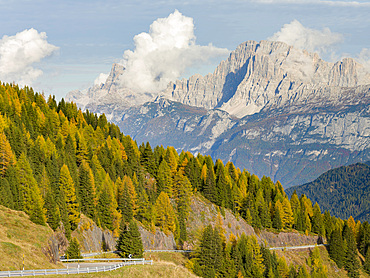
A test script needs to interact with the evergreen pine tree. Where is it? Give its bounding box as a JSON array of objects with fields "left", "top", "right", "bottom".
[
  {"left": 0, "top": 177, "right": 14, "bottom": 209},
  {"left": 116, "top": 220, "right": 143, "bottom": 258},
  {"left": 364, "top": 248, "right": 370, "bottom": 275},
  {"left": 156, "top": 160, "right": 172, "bottom": 197},
  {"left": 203, "top": 164, "right": 217, "bottom": 204},
  {"left": 323, "top": 210, "right": 334, "bottom": 240},
  {"left": 328, "top": 228, "right": 345, "bottom": 268},
  {"left": 140, "top": 142, "right": 156, "bottom": 176},
  {"left": 343, "top": 225, "right": 360, "bottom": 278},
  {"left": 117, "top": 178, "right": 133, "bottom": 223},
  {"left": 97, "top": 189, "right": 114, "bottom": 230},
  {"left": 357, "top": 221, "right": 370, "bottom": 257},
  {"left": 196, "top": 224, "right": 224, "bottom": 278},
  {"left": 290, "top": 190, "right": 301, "bottom": 229},
  {"left": 44, "top": 189, "right": 61, "bottom": 231},
  {"left": 66, "top": 237, "right": 82, "bottom": 259},
  {"left": 312, "top": 202, "right": 324, "bottom": 236},
  {"left": 78, "top": 160, "right": 96, "bottom": 220},
  {"left": 184, "top": 157, "right": 201, "bottom": 190}
]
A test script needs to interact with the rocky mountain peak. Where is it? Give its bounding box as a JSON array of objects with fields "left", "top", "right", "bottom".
[{"left": 161, "top": 40, "right": 370, "bottom": 118}]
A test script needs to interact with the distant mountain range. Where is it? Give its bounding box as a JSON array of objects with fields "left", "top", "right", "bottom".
[
  {"left": 67, "top": 40, "right": 370, "bottom": 188},
  {"left": 286, "top": 161, "right": 370, "bottom": 222}
]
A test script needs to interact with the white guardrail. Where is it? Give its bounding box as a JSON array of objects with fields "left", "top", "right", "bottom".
[{"left": 0, "top": 258, "right": 152, "bottom": 277}]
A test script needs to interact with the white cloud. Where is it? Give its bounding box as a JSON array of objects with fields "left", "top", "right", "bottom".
[
  {"left": 356, "top": 48, "right": 370, "bottom": 72},
  {"left": 119, "top": 10, "right": 229, "bottom": 93},
  {"left": 94, "top": 72, "right": 109, "bottom": 86},
  {"left": 0, "top": 28, "right": 58, "bottom": 85},
  {"left": 252, "top": 0, "right": 370, "bottom": 6},
  {"left": 268, "top": 20, "right": 343, "bottom": 56}
]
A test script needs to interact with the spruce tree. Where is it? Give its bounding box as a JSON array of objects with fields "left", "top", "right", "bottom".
[
  {"left": 323, "top": 210, "right": 333, "bottom": 240},
  {"left": 116, "top": 220, "right": 143, "bottom": 258},
  {"left": 312, "top": 202, "right": 324, "bottom": 236},
  {"left": 66, "top": 237, "right": 82, "bottom": 259},
  {"left": 364, "top": 248, "right": 370, "bottom": 275},
  {"left": 156, "top": 160, "right": 172, "bottom": 196},
  {"left": 0, "top": 177, "right": 14, "bottom": 209},
  {"left": 184, "top": 157, "right": 201, "bottom": 190},
  {"left": 343, "top": 225, "right": 360, "bottom": 278},
  {"left": 78, "top": 160, "right": 96, "bottom": 220},
  {"left": 196, "top": 224, "right": 224, "bottom": 278},
  {"left": 290, "top": 190, "right": 301, "bottom": 229},
  {"left": 328, "top": 228, "right": 345, "bottom": 268},
  {"left": 117, "top": 179, "right": 133, "bottom": 223},
  {"left": 44, "top": 189, "right": 61, "bottom": 231},
  {"left": 97, "top": 189, "right": 114, "bottom": 230},
  {"left": 358, "top": 221, "right": 370, "bottom": 257},
  {"left": 203, "top": 165, "right": 217, "bottom": 204}
]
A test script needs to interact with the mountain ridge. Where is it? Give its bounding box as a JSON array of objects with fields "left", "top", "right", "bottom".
[
  {"left": 285, "top": 161, "right": 370, "bottom": 222},
  {"left": 66, "top": 40, "right": 370, "bottom": 187}
]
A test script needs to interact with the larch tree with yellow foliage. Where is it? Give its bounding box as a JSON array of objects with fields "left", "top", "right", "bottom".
[
  {"left": 59, "top": 164, "right": 80, "bottom": 230},
  {"left": 0, "top": 132, "right": 15, "bottom": 177},
  {"left": 155, "top": 192, "right": 176, "bottom": 235}
]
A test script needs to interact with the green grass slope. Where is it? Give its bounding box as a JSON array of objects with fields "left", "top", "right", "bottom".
[{"left": 0, "top": 205, "right": 62, "bottom": 271}]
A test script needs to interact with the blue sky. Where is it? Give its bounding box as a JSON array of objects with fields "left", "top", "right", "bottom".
[{"left": 1, "top": 0, "right": 369, "bottom": 100}]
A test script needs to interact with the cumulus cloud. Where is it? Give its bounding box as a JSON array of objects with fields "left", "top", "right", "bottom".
[
  {"left": 268, "top": 20, "right": 343, "bottom": 56},
  {"left": 119, "top": 10, "right": 229, "bottom": 93},
  {"left": 94, "top": 72, "right": 109, "bottom": 86},
  {"left": 0, "top": 28, "right": 58, "bottom": 85}
]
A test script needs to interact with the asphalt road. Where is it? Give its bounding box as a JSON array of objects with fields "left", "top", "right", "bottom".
[{"left": 64, "top": 262, "right": 119, "bottom": 268}]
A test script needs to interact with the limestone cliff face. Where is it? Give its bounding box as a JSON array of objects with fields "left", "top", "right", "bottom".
[{"left": 161, "top": 40, "right": 370, "bottom": 118}]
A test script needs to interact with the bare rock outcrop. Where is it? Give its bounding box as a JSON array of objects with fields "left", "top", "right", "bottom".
[
  {"left": 187, "top": 195, "right": 318, "bottom": 249},
  {"left": 72, "top": 215, "right": 116, "bottom": 253},
  {"left": 138, "top": 225, "right": 177, "bottom": 250}
]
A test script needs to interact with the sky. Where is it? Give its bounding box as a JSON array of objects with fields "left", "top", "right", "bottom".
[{"left": 0, "top": 0, "right": 369, "bottom": 100}]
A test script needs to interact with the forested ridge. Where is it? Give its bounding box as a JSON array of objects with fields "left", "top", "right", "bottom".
[
  {"left": 0, "top": 82, "right": 369, "bottom": 277},
  {"left": 286, "top": 162, "right": 370, "bottom": 222}
]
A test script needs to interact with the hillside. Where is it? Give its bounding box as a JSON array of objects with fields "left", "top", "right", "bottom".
[
  {"left": 286, "top": 161, "right": 370, "bottom": 222},
  {"left": 67, "top": 40, "right": 370, "bottom": 188},
  {"left": 0, "top": 205, "right": 61, "bottom": 271},
  {"left": 1, "top": 82, "right": 370, "bottom": 277}
]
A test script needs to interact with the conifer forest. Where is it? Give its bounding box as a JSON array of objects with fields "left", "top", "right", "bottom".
[{"left": 0, "top": 82, "right": 370, "bottom": 277}]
